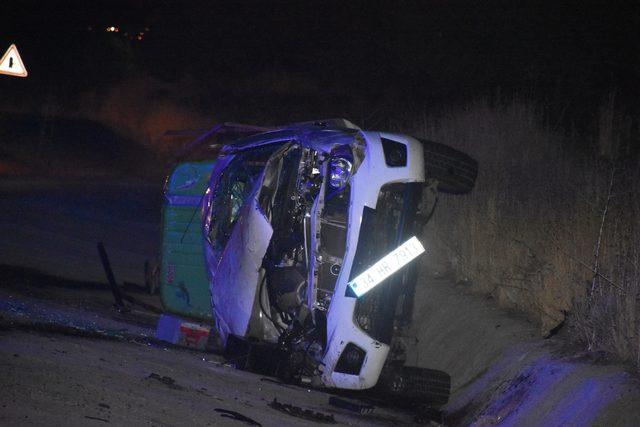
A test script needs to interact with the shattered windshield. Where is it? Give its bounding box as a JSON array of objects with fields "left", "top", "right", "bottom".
[{"left": 207, "top": 144, "right": 282, "bottom": 252}]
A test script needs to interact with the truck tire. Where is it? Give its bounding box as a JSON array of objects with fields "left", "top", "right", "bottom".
[
  {"left": 378, "top": 366, "right": 451, "bottom": 406},
  {"left": 420, "top": 139, "right": 478, "bottom": 195}
]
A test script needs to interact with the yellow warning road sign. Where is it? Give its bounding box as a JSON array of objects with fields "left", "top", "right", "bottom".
[{"left": 0, "top": 44, "right": 28, "bottom": 77}]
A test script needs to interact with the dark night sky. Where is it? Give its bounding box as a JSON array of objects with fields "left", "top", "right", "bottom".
[{"left": 1, "top": 1, "right": 639, "bottom": 124}]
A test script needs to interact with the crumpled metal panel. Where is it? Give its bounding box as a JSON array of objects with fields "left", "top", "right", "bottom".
[{"left": 209, "top": 194, "right": 273, "bottom": 346}]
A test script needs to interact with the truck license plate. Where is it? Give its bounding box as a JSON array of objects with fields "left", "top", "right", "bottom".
[{"left": 348, "top": 236, "right": 425, "bottom": 298}]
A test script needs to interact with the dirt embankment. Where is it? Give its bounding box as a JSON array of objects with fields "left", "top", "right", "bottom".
[
  {"left": 406, "top": 267, "right": 640, "bottom": 425},
  {"left": 407, "top": 100, "right": 640, "bottom": 369},
  {"left": 396, "top": 99, "right": 640, "bottom": 423}
]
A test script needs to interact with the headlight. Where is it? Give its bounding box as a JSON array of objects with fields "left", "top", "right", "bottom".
[{"left": 328, "top": 157, "right": 352, "bottom": 190}]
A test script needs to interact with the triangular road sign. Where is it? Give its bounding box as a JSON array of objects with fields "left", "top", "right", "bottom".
[{"left": 0, "top": 44, "right": 28, "bottom": 77}]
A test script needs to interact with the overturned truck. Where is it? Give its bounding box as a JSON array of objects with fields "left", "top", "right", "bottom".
[{"left": 159, "top": 119, "right": 477, "bottom": 402}]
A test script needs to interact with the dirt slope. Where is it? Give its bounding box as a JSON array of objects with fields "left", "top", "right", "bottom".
[{"left": 405, "top": 267, "right": 640, "bottom": 425}]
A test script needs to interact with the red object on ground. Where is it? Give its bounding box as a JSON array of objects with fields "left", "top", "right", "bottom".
[{"left": 179, "top": 324, "right": 210, "bottom": 348}]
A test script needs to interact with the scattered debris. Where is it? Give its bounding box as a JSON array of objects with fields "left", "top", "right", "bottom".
[
  {"left": 120, "top": 293, "right": 163, "bottom": 314},
  {"left": 146, "top": 373, "right": 184, "bottom": 390},
  {"left": 144, "top": 260, "right": 159, "bottom": 295},
  {"left": 269, "top": 398, "right": 336, "bottom": 424},
  {"left": 259, "top": 377, "right": 282, "bottom": 385},
  {"left": 84, "top": 415, "right": 109, "bottom": 423},
  {"left": 414, "top": 406, "right": 445, "bottom": 425},
  {"left": 214, "top": 408, "right": 262, "bottom": 426},
  {"left": 97, "top": 242, "right": 127, "bottom": 311},
  {"left": 155, "top": 314, "right": 211, "bottom": 350},
  {"left": 328, "top": 396, "right": 375, "bottom": 414},
  {"left": 98, "top": 242, "right": 163, "bottom": 314},
  {"left": 257, "top": 377, "right": 304, "bottom": 391},
  {"left": 0, "top": 318, "right": 123, "bottom": 340}
]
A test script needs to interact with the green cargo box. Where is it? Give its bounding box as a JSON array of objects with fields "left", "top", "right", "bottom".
[{"left": 160, "top": 161, "right": 216, "bottom": 320}]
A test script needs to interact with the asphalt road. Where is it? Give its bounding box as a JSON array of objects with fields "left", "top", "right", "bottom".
[
  {"left": 0, "top": 269, "right": 415, "bottom": 426},
  {"left": 0, "top": 329, "right": 415, "bottom": 426}
]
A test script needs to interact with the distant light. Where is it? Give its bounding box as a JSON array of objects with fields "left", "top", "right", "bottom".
[
  {"left": 348, "top": 236, "right": 425, "bottom": 297},
  {"left": 105, "top": 26, "right": 118, "bottom": 33}
]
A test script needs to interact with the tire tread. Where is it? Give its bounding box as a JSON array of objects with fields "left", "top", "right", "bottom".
[{"left": 420, "top": 139, "right": 478, "bottom": 194}]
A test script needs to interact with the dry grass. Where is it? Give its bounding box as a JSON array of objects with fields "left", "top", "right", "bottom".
[
  {"left": 404, "top": 98, "right": 639, "bottom": 369},
  {"left": 573, "top": 168, "right": 640, "bottom": 370}
]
